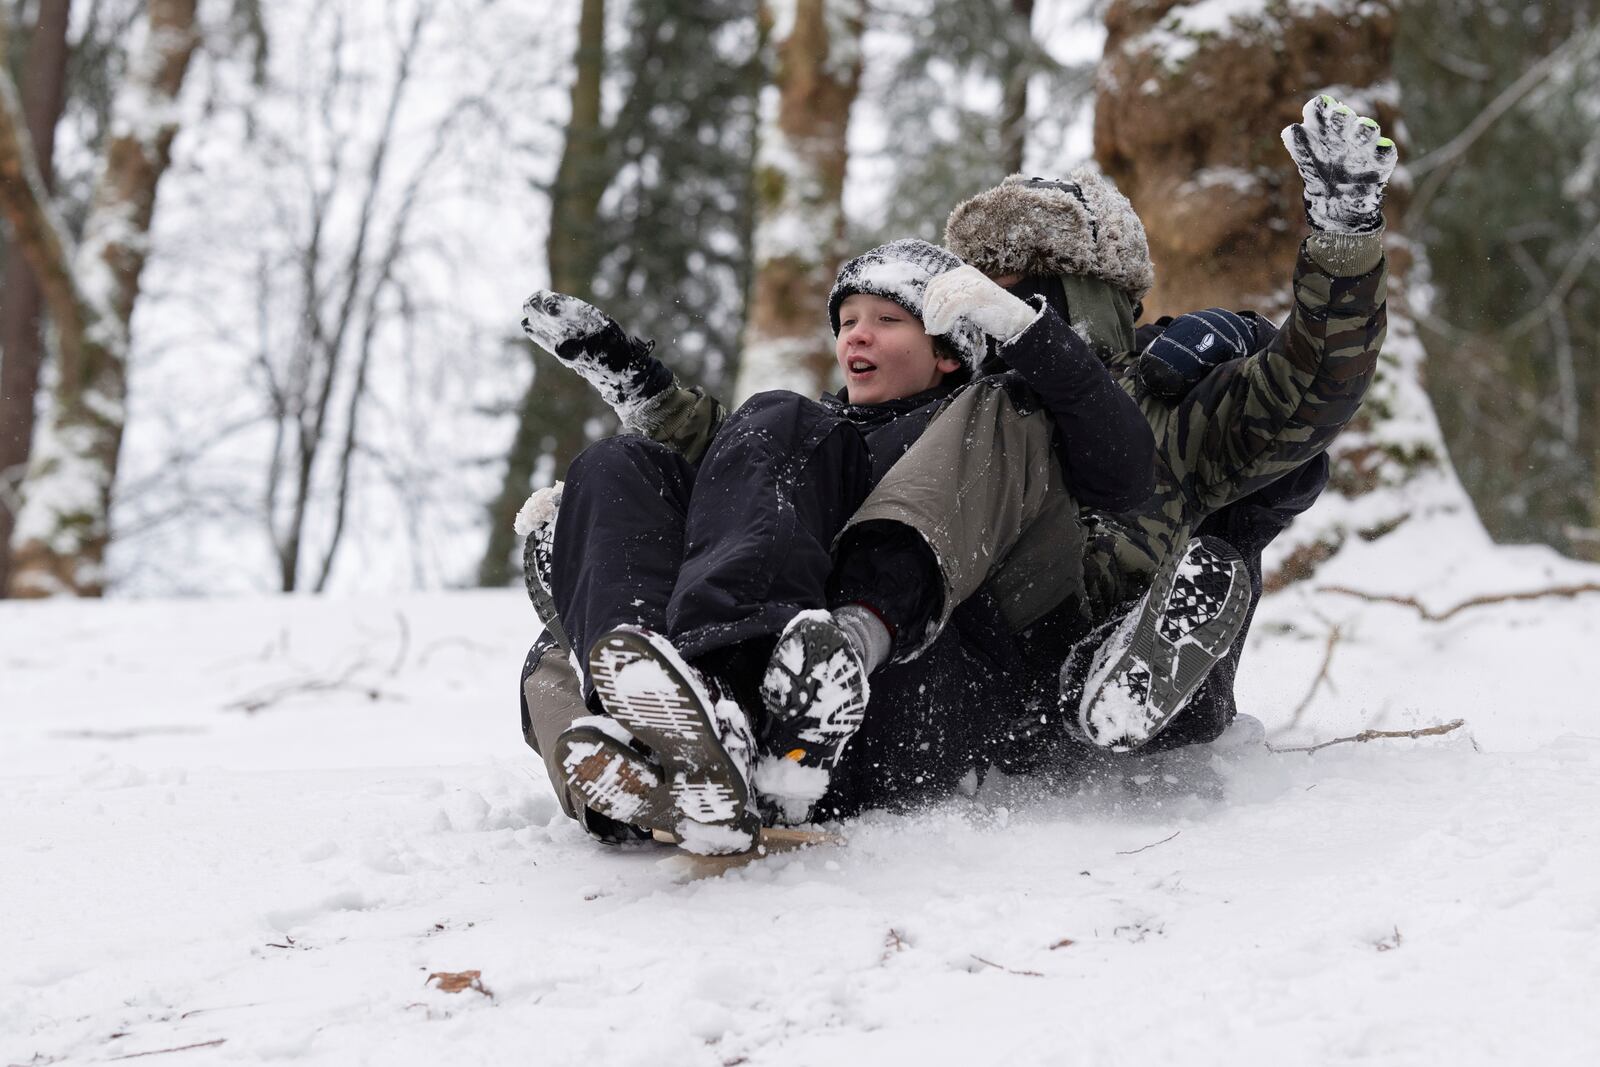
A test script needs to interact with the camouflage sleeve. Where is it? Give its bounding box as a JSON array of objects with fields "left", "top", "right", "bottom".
[
  {"left": 1163, "top": 231, "right": 1387, "bottom": 516},
  {"left": 623, "top": 379, "right": 727, "bottom": 465}
]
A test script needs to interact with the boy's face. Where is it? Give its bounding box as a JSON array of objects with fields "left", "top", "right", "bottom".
[{"left": 836, "top": 293, "right": 962, "bottom": 405}]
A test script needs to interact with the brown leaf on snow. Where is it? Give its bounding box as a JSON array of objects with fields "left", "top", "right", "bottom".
[
  {"left": 1049, "top": 938, "right": 1076, "bottom": 950},
  {"left": 426, "top": 969, "right": 492, "bottom": 997}
]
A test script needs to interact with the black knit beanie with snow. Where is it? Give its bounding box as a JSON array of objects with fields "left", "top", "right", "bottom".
[{"left": 826, "top": 238, "right": 988, "bottom": 370}]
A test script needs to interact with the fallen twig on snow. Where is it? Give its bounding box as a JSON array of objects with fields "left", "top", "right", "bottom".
[
  {"left": 388, "top": 611, "right": 411, "bottom": 674},
  {"left": 1282, "top": 622, "right": 1343, "bottom": 732},
  {"left": 1116, "top": 830, "right": 1181, "bottom": 856},
  {"left": 109, "top": 1040, "right": 227, "bottom": 1061},
  {"left": 177, "top": 1004, "right": 264, "bottom": 1020},
  {"left": 970, "top": 955, "right": 1043, "bottom": 977},
  {"left": 1318, "top": 582, "right": 1600, "bottom": 622},
  {"left": 49, "top": 725, "right": 206, "bottom": 741},
  {"left": 1267, "top": 719, "right": 1466, "bottom": 755},
  {"left": 881, "top": 928, "right": 910, "bottom": 961},
  {"left": 223, "top": 659, "right": 396, "bottom": 714},
  {"left": 225, "top": 616, "right": 411, "bottom": 714}
]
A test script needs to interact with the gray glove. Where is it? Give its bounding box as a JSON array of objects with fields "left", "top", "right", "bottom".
[
  {"left": 1281, "top": 95, "right": 1397, "bottom": 235},
  {"left": 520, "top": 291, "right": 670, "bottom": 419}
]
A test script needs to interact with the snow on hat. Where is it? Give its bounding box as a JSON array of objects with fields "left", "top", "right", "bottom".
[
  {"left": 827, "top": 238, "right": 988, "bottom": 369},
  {"left": 944, "top": 170, "right": 1155, "bottom": 301}
]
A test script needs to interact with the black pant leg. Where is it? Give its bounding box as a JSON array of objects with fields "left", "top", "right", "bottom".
[
  {"left": 829, "top": 521, "right": 945, "bottom": 652},
  {"left": 667, "top": 391, "right": 873, "bottom": 659},
  {"left": 813, "top": 628, "right": 996, "bottom": 818},
  {"left": 550, "top": 436, "right": 696, "bottom": 677}
]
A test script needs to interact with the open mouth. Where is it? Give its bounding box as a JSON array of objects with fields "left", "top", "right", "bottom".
[{"left": 846, "top": 357, "right": 877, "bottom": 376}]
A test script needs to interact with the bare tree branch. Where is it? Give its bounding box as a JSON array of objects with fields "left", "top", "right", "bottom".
[
  {"left": 1267, "top": 719, "right": 1466, "bottom": 755},
  {"left": 1409, "top": 28, "right": 1593, "bottom": 217},
  {"left": 274, "top": 3, "right": 432, "bottom": 590},
  {"left": 1116, "top": 830, "right": 1181, "bottom": 856},
  {"left": 312, "top": 84, "right": 472, "bottom": 592},
  {"left": 1282, "top": 622, "right": 1342, "bottom": 733},
  {"left": 969, "top": 955, "right": 1043, "bottom": 978},
  {"left": 1503, "top": 216, "right": 1600, "bottom": 342},
  {"left": 1318, "top": 583, "right": 1600, "bottom": 622}
]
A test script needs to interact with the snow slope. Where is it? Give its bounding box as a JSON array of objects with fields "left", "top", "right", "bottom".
[{"left": 4, "top": 518, "right": 1599, "bottom": 1066}]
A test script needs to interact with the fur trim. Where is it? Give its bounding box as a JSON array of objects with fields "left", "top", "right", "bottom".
[{"left": 944, "top": 170, "right": 1155, "bottom": 300}]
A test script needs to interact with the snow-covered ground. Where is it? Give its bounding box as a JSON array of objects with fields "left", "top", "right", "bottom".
[{"left": 5, "top": 516, "right": 1599, "bottom": 1066}]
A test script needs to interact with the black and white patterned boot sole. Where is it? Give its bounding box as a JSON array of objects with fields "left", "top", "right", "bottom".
[
  {"left": 758, "top": 612, "right": 869, "bottom": 769},
  {"left": 588, "top": 626, "right": 759, "bottom": 854},
  {"left": 1072, "top": 536, "right": 1250, "bottom": 752},
  {"left": 754, "top": 612, "right": 870, "bottom": 823},
  {"left": 555, "top": 723, "right": 675, "bottom": 836}
]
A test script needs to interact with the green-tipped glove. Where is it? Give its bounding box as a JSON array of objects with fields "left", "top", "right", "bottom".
[{"left": 1281, "top": 94, "right": 1398, "bottom": 235}]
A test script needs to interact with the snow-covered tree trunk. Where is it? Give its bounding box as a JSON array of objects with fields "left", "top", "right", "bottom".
[
  {"left": 0, "top": 0, "right": 72, "bottom": 598},
  {"left": 734, "top": 0, "right": 863, "bottom": 401},
  {"left": 1095, "top": 0, "right": 1476, "bottom": 588},
  {"left": 998, "top": 0, "right": 1035, "bottom": 176},
  {"left": 0, "top": 0, "right": 200, "bottom": 597}
]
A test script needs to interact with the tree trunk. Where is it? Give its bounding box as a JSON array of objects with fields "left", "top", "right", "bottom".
[
  {"left": 0, "top": 0, "right": 71, "bottom": 598},
  {"left": 1095, "top": 0, "right": 1474, "bottom": 587},
  {"left": 479, "top": 0, "right": 611, "bottom": 586},
  {"left": 732, "top": 0, "right": 863, "bottom": 401},
  {"left": 998, "top": 0, "right": 1034, "bottom": 176},
  {"left": 1, "top": 0, "right": 200, "bottom": 597}
]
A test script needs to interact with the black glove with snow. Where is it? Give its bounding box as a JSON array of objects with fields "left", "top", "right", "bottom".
[
  {"left": 1281, "top": 95, "right": 1397, "bottom": 235},
  {"left": 520, "top": 291, "right": 671, "bottom": 419},
  {"left": 1137, "top": 308, "right": 1263, "bottom": 400}
]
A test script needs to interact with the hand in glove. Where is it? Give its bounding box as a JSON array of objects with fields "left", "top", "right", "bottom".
[
  {"left": 520, "top": 291, "right": 670, "bottom": 418},
  {"left": 1137, "top": 308, "right": 1258, "bottom": 400},
  {"left": 1281, "top": 94, "right": 1397, "bottom": 234},
  {"left": 922, "top": 264, "right": 1039, "bottom": 342}
]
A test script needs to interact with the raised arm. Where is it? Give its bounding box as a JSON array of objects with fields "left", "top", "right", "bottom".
[
  {"left": 1160, "top": 95, "right": 1396, "bottom": 515},
  {"left": 520, "top": 291, "right": 726, "bottom": 462}
]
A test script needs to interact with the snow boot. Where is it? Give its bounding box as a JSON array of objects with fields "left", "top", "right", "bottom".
[
  {"left": 588, "top": 625, "right": 761, "bottom": 854},
  {"left": 754, "top": 611, "right": 870, "bottom": 823},
  {"left": 554, "top": 718, "right": 675, "bottom": 838},
  {"left": 1070, "top": 535, "right": 1250, "bottom": 752}
]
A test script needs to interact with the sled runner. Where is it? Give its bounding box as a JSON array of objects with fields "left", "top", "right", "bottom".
[{"left": 653, "top": 826, "right": 843, "bottom": 877}]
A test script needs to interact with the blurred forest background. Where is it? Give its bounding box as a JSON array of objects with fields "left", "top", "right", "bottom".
[{"left": 0, "top": 0, "right": 1594, "bottom": 600}]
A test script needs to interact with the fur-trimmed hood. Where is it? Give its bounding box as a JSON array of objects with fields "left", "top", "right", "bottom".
[{"left": 944, "top": 171, "right": 1155, "bottom": 301}]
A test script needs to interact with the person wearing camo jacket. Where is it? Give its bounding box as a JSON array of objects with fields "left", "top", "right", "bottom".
[
  {"left": 824, "top": 92, "right": 1395, "bottom": 767},
  {"left": 516, "top": 237, "right": 1154, "bottom": 854}
]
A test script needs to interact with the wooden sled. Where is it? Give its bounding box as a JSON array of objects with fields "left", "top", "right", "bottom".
[{"left": 653, "top": 826, "right": 843, "bottom": 878}]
